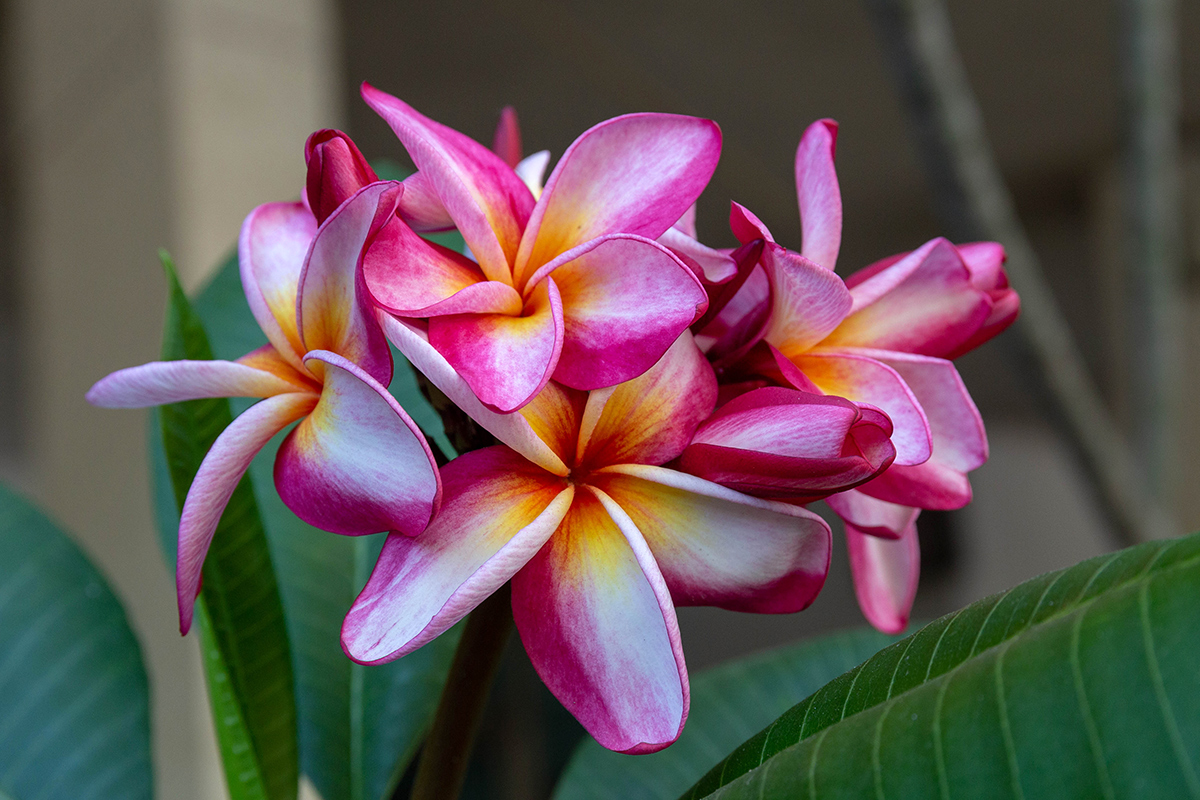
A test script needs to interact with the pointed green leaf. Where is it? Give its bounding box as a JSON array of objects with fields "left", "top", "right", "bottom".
[
  {"left": 0, "top": 483, "right": 152, "bottom": 800},
  {"left": 152, "top": 251, "right": 458, "bottom": 800},
  {"left": 682, "top": 533, "right": 1200, "bottom": 799},
  {"left": 553, "top": 629, "right": 899, "bottom": 800},
  {"left": 156, "top": 252, "right": 298, "bottom": 800}
]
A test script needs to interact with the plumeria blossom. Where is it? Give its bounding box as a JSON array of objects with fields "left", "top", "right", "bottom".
[
  {"left": 686, "top": 119, "right": 1018, "bottom": 633},
  {"left": 358, "top": 84, "right": 718, "bottom": 412},
  {"left": 87, "top": 179, "right": 442, "bottom": 633},
  {"left": 342, "top": 328, "right": 831, "bottom": 753}
]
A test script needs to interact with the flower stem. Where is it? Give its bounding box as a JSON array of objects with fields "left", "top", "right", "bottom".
[{"left": 409, "top": 583, "right": 513, "bottom": 800}]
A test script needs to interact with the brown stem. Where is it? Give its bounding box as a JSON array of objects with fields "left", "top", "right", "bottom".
[{"left": 409, "top": 583, "right": 513, "bottom": 800}]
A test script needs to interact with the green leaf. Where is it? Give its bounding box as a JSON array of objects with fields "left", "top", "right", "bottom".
[
  {"left": 0, "top": 483, "right": 152, "bottom": 800},
  {"left": 682, "top": 533, "right": 1200, "bottom": 799},
  {"left": 152, "top": 250, "right": 459, "bottom": 800},
  {"left": 156, "top": 251, "right": 299, "bottom": 800},
  {"left": 553, "top": 629, "right": 899, "bottom": 800}
]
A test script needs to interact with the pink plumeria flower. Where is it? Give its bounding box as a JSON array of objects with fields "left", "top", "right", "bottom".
[
  {"left": 87, "top": 181, "right": 442, "bottom": 633},
  {"left": 690, "top": 120, "right": 1018, "bottom": 633},
  {"left": 342, "top": 326, "right": 830, "bottom": 753},
  {"left": 358, "top": 84, "right": 717, "bottom": 413}
]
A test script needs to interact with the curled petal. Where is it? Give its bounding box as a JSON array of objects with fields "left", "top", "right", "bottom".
[
  {"left": 593, "top": 466, "right": 831, "bottom": 612},
  {"left": 362, "top": 83, "right": 533, "bottom": 283},
  {"left": 304, "top": 129, "right": 378, "bottom": 226},
  {"left": 274, "top": 350, "right": 442, "bottom": 536},
  {"left": 840, "top": 502, "right": 921, "bottom": 634},
  {"left": 825, "top": 238, "right": 991, "bottom": 358},
  {"left": 679, "top": 387, "right": 895, "bottom": 502},
  {"left": 795, "top": 119, "right": 842, "bottom": 270},
  {"left": 177, "top": 392, "right": 316, "bottom": 633},
  {"left": 299, "top": 181, "right": 399, "bottom": 384},
  {"left": 428, "top": 277, "right": 564, "bottom": 413},
  {"left": 364, "top": 216, "right": 516, "bottom": 317},
  {"left": 379, "top": 314, "right": 569, "bottom": 475},
  {"left": 239, "top": 201, "right": 316, "bottom": 369},
  {"left": 580, "top": 333, "right": 717, "bottom": 469},
  {"left": 86, "top": 358, "right": 304, "bottom": 407},
  {"left": 956, "top": 241, "right": 1007, "bottom": 289},
  {"left": 794, "top": 350, "right": 932, "bottom": 466},
  {"left": 342, "top": 447, "right": 572, "bottom": 663},
  {"left": 513, "top": 487, "right": 688, "bottom": 754},
  {"left": 515, "top": 113, "right": 721, "bottom": 283},
  {"left": 658, "top": 227, "right": 737, "bottom": 285},
  {"left": 532, "top": 234, "right": 707, "bottom": 392}
]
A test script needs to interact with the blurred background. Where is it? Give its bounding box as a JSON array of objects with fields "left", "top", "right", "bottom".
[{"left": 0, "top": 0, "right": 1197, "bottom": 797}]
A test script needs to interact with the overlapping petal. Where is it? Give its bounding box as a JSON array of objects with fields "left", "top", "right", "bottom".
[
  {"left": 580, "top": 333, "right": 716, "bottom": 469},
  {"left": 537, "top": 235, "right": 707, "bottom": 391},
  {"left": 238, "top": 201, "right": 316, "bottom": 370},
  {"left": 304, "top": 129, "right": 379, "bottom": 225},
  {"left": 274, "top": 351, "right": 441, "bottom": 536},
  {"left": 794, "top": 119, "right": 842, "bottom": 271},
  {"left": 362, "top": 83, "right": 534, "bottom": 284},
  {"left": 427, "top": 278, "right": 564, "bottom": 413},
  {"left": 792, "top": 350, "right": 932, "bottom": 466},
  {"left": 514, "top": 113, "right": 721, "bottom": 285},
  {"left": 678, "top": 387, "right": 895, "bottom": 501},
  {"left": 759, "top": 244, "right": 852, "bottom": 358},
  {"left": 343, "top": 447, "right": 572, "bottom": 664},
  {"left": 176, "top": 392, "right": 317, "bottom": 633},
  {"left": 592, "top": 466, "right": 830, "bottom": 612},
  {"left": 512, "top": 488, "right": 687, "bottom": 754},
  {"left": 298, "top": 181, "right": 398, "bottom": 385}
]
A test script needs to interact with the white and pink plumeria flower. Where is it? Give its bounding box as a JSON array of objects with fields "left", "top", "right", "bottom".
[
  {"left": 687, "top": 119, "right": 1019, "bottom": 633},
  {"left": 87, "top": 180, "right": 442, "bottom": 633},
  {"left": 342, "top": 326, "right": 831, "bottom": 753},
  {"left": 358, "top": 84, "right": 719, "bottom": 413}
]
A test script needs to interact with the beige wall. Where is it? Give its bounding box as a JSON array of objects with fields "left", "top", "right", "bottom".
[{"left": 7, "top": 0, "right": 339, "bottom": 795}]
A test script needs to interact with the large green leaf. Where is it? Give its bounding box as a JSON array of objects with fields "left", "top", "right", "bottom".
[
  {"left": 0, "top": 483, "right": 152, "bottom": 800},
  {"left": 156, "top": 253, "right": 298, "bottom": 800},
  {"left": 553, "top": 629, "right": 898, "bottom": 800},
  {"left": 682, "top": 532, "right": 1200, "bottom": 799},
  {"left": 152, "top": 250, "right": 459, "bottom": 800}
]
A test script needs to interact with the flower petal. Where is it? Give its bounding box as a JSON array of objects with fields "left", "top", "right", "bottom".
[
  {"left": 177, "top": 392, "right": 316, "bottom": 633},
  {"left": 842, "top": 505, "right": 921, "bottom": 634},
  {"left": 678, "top": 387, "right": 895, "bottom": 502},
  {"left": 86, "top": 359, "right": 303, "bottom": 407},
  {"left": 794, "top": 119, "right": 842, "bottom": 270},
  {"left": 362, "top": 83, "right": 533, "bottom": 284},
  {"left": 658, "top": 227, "right": 737, "bottom": 285},
  {"left": 957, "top": 241, "right": 1007, "bottom": 289},
  {"left": 580, "top": 332, "right": 717, "bottom": 469},
  {"left": 514, "top": 113, "right": 721, "bottom": 284},
  {"left": 824, "top": 238, "right": 991, "bottom": 357},
  {"left": 593, "top": 465, "right": 830, "bottom": 612},
  {"left": 239, "top": 201, "right": 316, "bottom": 370},
  {"left": 427, "top": 277, "right": 564, "bottom": 413},
  {"left": 762, "top": 244, "right": 853, "bottom": 358},
  {"left": 378, "top": 314, "right": 569, "bottom": 475},
  {"left": 512, "top": 487, "right": 688, "bottom": 754},
  {"left": 826, "top": 487, "right": 919, "bottom": 539},
  {"left": 397, "top": 171, "right": 456, "bottom": 233},
  {"left": 298, "top": 181, "right": 399, "bottom": 384},
  {"left": 518, "top": 381, "right": 588, "bottom": 469},
  {"left": 529, "top": 234, "right": 707, "bottom": 391},
  {"left": 793, "top": 350, "right": 932, "bottom": 466},
  {"left": 342, "top": 446, "right": 572, "bottom": 663},
  {"left": 304, "top": 129, "right": 379, "bottom": 226},
  {"left": 364, "top": 216, "right": 517, "bottom": 317},
  {"left": 515, "top": 151, "right": 552, "bottom": 198},
  {"left": 274, "top": 350, "right": 442, "bottom": 536},
  {"left": 492, "top": 105, "right": 523, "bottom": 168}
]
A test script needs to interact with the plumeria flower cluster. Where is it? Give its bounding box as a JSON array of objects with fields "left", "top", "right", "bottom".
[{"left": 88, "top": 84, "right": 1017, "bottom": 754}]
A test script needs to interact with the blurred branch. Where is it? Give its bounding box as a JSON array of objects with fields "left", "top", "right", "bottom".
[
  {"left": 1119, "top": 0, "right": 1184, "bottom": 504},
  {"left": 863, "top": 0, "right": 1176, "bottom": 544}
]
